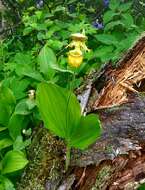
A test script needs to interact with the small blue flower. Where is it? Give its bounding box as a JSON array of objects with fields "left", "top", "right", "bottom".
[
  {"left": 103, "top": 0, "right": 109, "bottom": 7},
  {"left": 68, "top": 4, "right": 76, "bottom": 13},
  {"left": 93, "top": 21, "right": 104, "bottom": 29},
  {"left": 36, "top": 0, "right": 44, "bottom": 9}
]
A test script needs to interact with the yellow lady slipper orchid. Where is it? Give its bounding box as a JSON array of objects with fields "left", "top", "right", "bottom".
[
  {"left": 67, "top": 32, "right": 90, "bottom": 68},
  {"left": 68, "top": 49, "right": 83, "bottom": 68}
]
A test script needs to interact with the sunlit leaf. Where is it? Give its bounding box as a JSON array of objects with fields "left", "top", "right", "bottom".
[
  {"left": 37, "top": 82, "right": 101, "bottom": 149},
  {"left": 2, "top": 150, "right": 28, "bottom": 174},
  {"left": 70, "top": 114, "right": 101, "bottom": 149},
  {"left": 37, "top": 82, "right": 81, "bottom": 139}
]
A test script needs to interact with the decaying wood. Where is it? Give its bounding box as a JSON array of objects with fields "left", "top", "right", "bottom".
[
  {"left": 17, "top": 34, "right": 145, "bottom": 190},
  {"left": 94, "top": 34, "right": 145, "bottom": 109}
]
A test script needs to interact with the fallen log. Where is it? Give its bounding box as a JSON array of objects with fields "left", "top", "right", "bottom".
[{"left": 17, "top": 34, "right": 145, "bottom": 190}]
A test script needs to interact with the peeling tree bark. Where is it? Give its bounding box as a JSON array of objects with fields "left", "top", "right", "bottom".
[
  {"left": 17, "top": 35, "right": 145, "bottom": 190},
  {"left": 72, "top": 93, "right": 145, "bottom": 190}
]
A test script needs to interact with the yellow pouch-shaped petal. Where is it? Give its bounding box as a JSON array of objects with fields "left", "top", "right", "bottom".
[{"left": 68, "top": 50, "right": 83, "bottom": 68}]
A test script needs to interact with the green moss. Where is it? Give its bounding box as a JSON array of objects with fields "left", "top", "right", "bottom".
[{"left": 17, "top": 128, "right": 65, "bottom": 190}]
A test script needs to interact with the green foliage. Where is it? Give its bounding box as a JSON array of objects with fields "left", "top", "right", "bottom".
[
  {"left": 0, "top": 0, "right": 145, "bottom": 188},
  {"left": 94, "top": 0, "right": 142, "bottom": 63},
  {"left": 138, "top": 183, "right": 145, "bottom": 190},
  {"left": 36, "top": 82, "right": 101, "bottom": 168},
  {"left": 0, "top": 85, "right": 29, "bottom": 189}
]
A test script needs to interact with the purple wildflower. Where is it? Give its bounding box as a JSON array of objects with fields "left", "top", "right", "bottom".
[
  {"left": 103, "top": 0, "right": 109, "bottom": 7},
  {"left": 93, "top": 21, "right": 104, "bottom": 29}
]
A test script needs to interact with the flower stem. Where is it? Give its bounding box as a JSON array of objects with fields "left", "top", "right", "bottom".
[{"left": 65, "top": 145, "right": 71, "bottom": 171}]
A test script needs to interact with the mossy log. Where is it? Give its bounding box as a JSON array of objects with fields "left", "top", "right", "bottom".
[{"left": 17, "top": 35, "right": 145, "bottom": 190}]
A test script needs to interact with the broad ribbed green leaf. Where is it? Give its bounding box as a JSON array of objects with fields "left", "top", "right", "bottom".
[
  {"left": 70, "top": 114, "right": 101, "bottom": 149},
  {"left": 37, "top": 83, "right": 101, "bottom": 150},
  {"left": 2, "top": 150, "right": 28, "bottom": 174},
  {"left": 36, "top": 82, "right": 81, "bottom": 139}
]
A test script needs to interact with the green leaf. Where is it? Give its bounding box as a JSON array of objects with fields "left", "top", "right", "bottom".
[
  {"left": 38, "top": 45, "right": 72, "bottom": 78},
  {"left": 37, "top": 82, "right": 101, "bottom": 150},
  {"left": 0, "top": 126, "right": 7, "bottom": 132},
  {"left": 24, "top": 71, "right": 44, "bottom": 81},
  {"left": 15, "top": 99, "right": 31, "bottom": 115},
  {"left": 103, "top": 10, "right": 119, "bottom": 24},
  {"left": 38, "top": 45, "right": 56, "bottom": 79},
  {"left": 0, "top": 85, "right": 16, "bottom": 106},
  {"left": 14, "top": 53, "right": 32, "bottom": 65},
  {"left": 95, "top": 46, "right": 114, "bottom": 57},
  {"left": 101, "top": 52, "right": 115, "bottom": 62},
  {"left": 119, "top": 3, "right": 132, "bottom": 12},
  {"left": 104, "top": 21, "right": 124, "bottom": 31},
  {"left": 0, "top": 84, "right": 16, "bottom": 126},
  {"left": 70, "top": 114, "right": 101, "bottom": 149},
  {"left": 13, "top": 136, "right": 31, "bottom": 151},
  {"left": 109, "top": 0, "right": 120, "bottom": 10},
  {"left": 10, "top": 77, "right": 30, "bottom": 100},
  {"left": 8, "top": 114, "right": 27, "bottom": 140},
  {"left": 95, "top": 34, "right": 118, "bottom": 46},
  {"left": 0, "top": 138, "right": 13, "bottom": 150},
  {"left": 2, "top": 150, "right": 28, "bottom": 174},
  {"left": 0, "top": 102, "right": 11, "bottom": 126},
  {"left": 115, "top": 36, "right": 135, "bottom": 52},
  {"left": 36, "top": 82, "right": 81, "bottom": 139},
  {"left": 23, "top": 27, "right": 33, "bottom": 35},
  {"left": 0, "top": 130, "right": 10, "bottom": 141},
  {"left": 26, "top": 99, "right": 36, "bottom": 110},
  {"left": 0, "top": 176, "right": 15, "bottom": 190},
  {"left": 15, "top": 64, "right": 44, "bottom": 81},
  {"left": 47, "top": 39, "right": 64, "bottom": 50},
  {"left": 122, "top": 13, "right": 134, "bottom": 27}
]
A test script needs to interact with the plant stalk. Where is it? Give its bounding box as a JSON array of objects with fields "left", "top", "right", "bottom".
[{"left": 65, "top": 145, "right": 71, "bottom": 171}]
